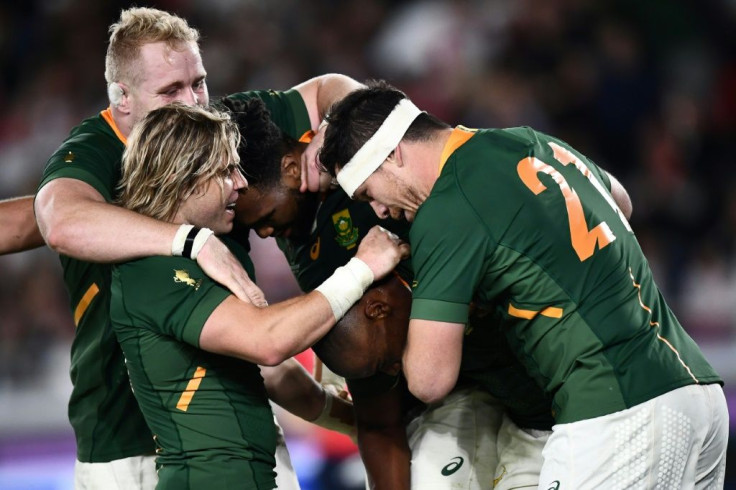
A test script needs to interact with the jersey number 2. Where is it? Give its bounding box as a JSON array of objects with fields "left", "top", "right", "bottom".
[{"left": 517, "top": 142, "right": 630, "bottom": 261}]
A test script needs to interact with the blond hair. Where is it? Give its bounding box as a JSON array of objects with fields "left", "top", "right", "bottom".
[
  {"left": 105, "top": 7, "right": 200, "bottom": 88},
  {"left": 118, "top": 103, "right": 241, "bottom": 222}
]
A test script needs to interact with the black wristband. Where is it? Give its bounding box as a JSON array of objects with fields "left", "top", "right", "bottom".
[{"left": 182, "top": 227, "right": 200, "bottom": 259}]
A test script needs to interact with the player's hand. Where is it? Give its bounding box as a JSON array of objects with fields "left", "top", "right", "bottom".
[
  {"left": 355, "top": 226, "right": 410, "bottom": 280},
  {"left": 299, "top": 127, "right": 335, "bottom": 193},
  {"left": 196, "top": 235, "right": 267, "bottom": 306}
]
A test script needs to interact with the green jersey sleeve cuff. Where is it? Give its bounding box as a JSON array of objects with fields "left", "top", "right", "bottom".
[
  {"left": 281, "top": 89, "right": 312, "bottom": 137},
  {"left": 182, "top": 288, "right": 231, "bottom": 347},
  {"left": 410, "top": 298, "right": 469, "bottom": 324}
]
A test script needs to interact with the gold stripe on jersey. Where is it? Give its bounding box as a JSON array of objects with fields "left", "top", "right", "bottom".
[
  {"left": 508, "top": 303, "right": 563, "bottom": 320},
  {"left": 628, "top": 268, "right": 699, "bottom": 384},
  {"left": 176, "top": 366, "right": 207, "bottom": 412},
  {"left": 74, "top": 283, "right": 99, "bottom": 326}
]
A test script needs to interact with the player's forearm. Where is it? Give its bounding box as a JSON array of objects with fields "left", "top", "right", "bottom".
[
  {"left": 294, "top": 74, "right": 365, "bottom": 127},
  {"left": 0, "top": 195, "right": 45, "bottom": 254},
  {"left": 36, "top": 179, "right": 176, "bottom": 261},
  {"left": 359, "top": 428, "right": 411, "bottom": 490},
  {"left": 261, "top": 358, "right": 325, "bottom": 420},
  {"left": 201, "top": 293, "right": 338, "bottom": 366},
  {"left": 43, "top": 200, "right": 176, "bottom": 261}
]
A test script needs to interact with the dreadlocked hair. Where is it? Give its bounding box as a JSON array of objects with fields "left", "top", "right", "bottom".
[{"left": 218, "top": 96, "right": 300, "bottom": 190}]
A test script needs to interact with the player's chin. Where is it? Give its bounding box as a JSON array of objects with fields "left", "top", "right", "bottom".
[{"left": 213, "top": 217, "right": 234, "bottom": 235}]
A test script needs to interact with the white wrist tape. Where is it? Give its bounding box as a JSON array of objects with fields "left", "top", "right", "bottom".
[
  {"left": 311, "top": 386, "right": 355, "bottom": 437},
  {"left": 315, "top": 257, "right": 374, "bottom": 320},
  {"left": 190, "top": 228, "right": 214, "bottom": 260},
  {"left": 172, "top": 224, "right": 195, "bottom": 256}
]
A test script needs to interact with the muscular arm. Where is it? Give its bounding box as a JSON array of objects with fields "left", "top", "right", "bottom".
[
  {"left": 0, "top": 195, "right": 45, "bottom": 254},
  {"left": 294, "top": 74, "right": 365, "bottom": 193},
  {"left": 35, "top": 178, "right": 266, "bottom": 303},
  {"left": 36, "top": 178, "right": 178, "bottom": 260},
  {"left": 200, "top": 225, "right": 407, "bottom": 365},
  {"left": 261, "top": 358, "right": 327, "bottom": 421},
  {"left": 262, "top": 358, "right": 355, "bottom": 433},
  {"left": 353, "top": 383, "right": 410, "bottom": 490},
  {"left": 201, "top": 290, "right": 345, "bottom": 366},
  {"left": 403, "top": 319, "right": 464, "bottom": 404},
  {"left": 293, "top": 73, "right": 365, "bottom": 126}
]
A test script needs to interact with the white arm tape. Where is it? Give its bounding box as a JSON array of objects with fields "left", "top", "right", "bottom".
[
  {"left": 191, "top": 228, "right": 214, "bottom": 260},
  {"left": 315, "top": 257, "right": 374, "bottom": 320},
  {"left": 172, "top": 224, "right": 194, "bottom": 256}
]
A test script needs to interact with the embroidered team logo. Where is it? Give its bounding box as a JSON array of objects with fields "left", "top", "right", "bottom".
[
  {"left": 173, "top": 269, "right": 202, "bottom": 290},
  {"left": 546, "top": 480, "right": 561, "bottom": 490},
  {"left": 331, "top": 209, "right": 359, "bottom": 250}
]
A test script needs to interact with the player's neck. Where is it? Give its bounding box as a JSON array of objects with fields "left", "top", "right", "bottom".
[{"left": 407, "top": 128, "right": 452, "bottom": 192}]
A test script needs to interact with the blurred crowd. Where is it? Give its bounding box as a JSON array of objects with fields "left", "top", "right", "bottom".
[{"left": 0, "top": 0, "right": 734, "bottom": 473}]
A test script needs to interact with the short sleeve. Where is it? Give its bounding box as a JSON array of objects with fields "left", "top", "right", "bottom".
[{"left": 409, "top": 181, "right": 491, "bottom": 325}]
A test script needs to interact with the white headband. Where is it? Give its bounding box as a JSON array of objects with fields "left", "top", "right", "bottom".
[{"left": 336, "top": 98, "right": 422, "bottom": 198}]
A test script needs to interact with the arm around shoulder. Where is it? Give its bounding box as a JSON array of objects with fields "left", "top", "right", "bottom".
[
  {"left": 293, "top": 74, "right": 365, "bottom": 126},
  {"left": 0, "top": 195, "right": 44, "bottom": 254},
  {"left": 35, "top": 177, "right": 178, "bottom": 261}
]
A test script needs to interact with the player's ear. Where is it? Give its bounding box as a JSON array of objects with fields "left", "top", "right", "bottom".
[
  {"left": 364, "top": 299, "right": 390, "bottom": 320},
  {"left": 388, "top": 144, "right": 404, "bottom": 167},
  {"left": 281, "top": 151, "right": 301, "bottom": 189},
  {"left": 109, "top": 82, "right": 130, "bottom": 113}
]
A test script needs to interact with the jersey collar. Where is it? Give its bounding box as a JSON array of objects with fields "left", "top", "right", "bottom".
[
  {"left": 100, "top": 107, "right": 127, "bottom": 145},
  {"left": 438, "top": 125, "right": 476, "bottom": 174}
]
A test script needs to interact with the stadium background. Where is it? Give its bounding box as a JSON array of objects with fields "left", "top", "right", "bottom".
[{"left": 0, "top": 0, "right": 734, "bottom": 488}]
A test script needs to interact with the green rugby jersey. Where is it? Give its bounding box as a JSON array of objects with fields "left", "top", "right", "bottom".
[
  {"left": 410, "top": 126, "right": 721, "bottom": 424},
  {"left": 37, "top": 109, "right": 154, "bottom": 462},
  {"left": 111, "top": 238, "right": 277, "bottom": 489},
  {"left": 276, "top": 188, "right": 412, "bottom": 292},
  {"left": 224, "top": 89, "right": 313, "bottom": 142},
  {"left": 226, "top": 87, "right": 413, "bottom": 290},
  {"left": 275, "top": 186, "right": 553, "bottom": 428}
]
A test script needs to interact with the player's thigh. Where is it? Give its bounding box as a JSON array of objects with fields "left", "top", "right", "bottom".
[
  {"left": 408, "top": 387, "right": 503, "bottom": 490},
  {"left": 493, "top": 414, "right": 549, "bottom": 490},
  {"left": 74, "top": 454, "right": 157, "bottom": 490},
  {"left": 539, "top": 384, "right": 726, "bottom": 490}
]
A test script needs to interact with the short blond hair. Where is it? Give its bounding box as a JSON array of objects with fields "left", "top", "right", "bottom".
[
  {"left": 105, "top": 7, "right": 200, "bottom": 87},
  {"left": 118, "top": 103, "right": 240, "bottom": 222}
]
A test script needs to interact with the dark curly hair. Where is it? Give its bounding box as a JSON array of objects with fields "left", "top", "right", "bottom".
[{"left": 217, "top": 95, "right": 301, "bottom": 190}]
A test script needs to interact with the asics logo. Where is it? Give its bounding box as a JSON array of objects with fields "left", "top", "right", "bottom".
[{"left": 441, "top": 456, "right": 464, "bottom": 476}]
